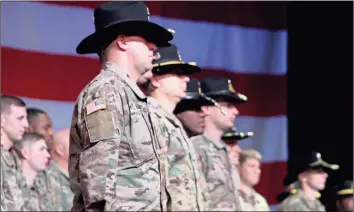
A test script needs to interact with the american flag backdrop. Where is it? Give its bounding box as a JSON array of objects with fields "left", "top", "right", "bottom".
[{"left": 1, "top": 1, "right": 287, "bottom": 209}]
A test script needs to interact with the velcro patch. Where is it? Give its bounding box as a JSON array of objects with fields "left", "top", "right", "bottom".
[{"left": 86, "top": 98, "right": 107, "bottom": 115}]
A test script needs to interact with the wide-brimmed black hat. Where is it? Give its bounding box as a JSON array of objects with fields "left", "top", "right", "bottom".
[
  {"left": 222, "top": 129, "right": 254, "bottom": 144},
  {"left": 76, "top": 1, "right": 173, "bottom": 54},
  {"left": 276, "top": 181, "right": 321, "bottom": 202},
  {"left": 174, "top": 77, "right": 214, "bottom": 114},
  {"left": 284, "top": 152, "right": 340, "bottom": 184},
  {"left": 335, "top": 180, "right": 353, "bottom": 198},
  {"left": 200, "top": 77, "right": 247, "bottom": 104},
  {"left": 152, "top": 43, "right": 201, "bottom": 76}
]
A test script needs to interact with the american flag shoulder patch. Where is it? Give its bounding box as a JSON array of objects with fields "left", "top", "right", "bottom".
[{"left": 85, "top": 98, "right": 106, "bottom": 115}]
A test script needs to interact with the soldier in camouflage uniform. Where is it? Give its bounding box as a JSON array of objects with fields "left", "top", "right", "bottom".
[
  {"left": 147, "top": 44, "right": 210, "bottom": 210},
  {"left": 46, "top": 128, "right": 75, "bottom": 211},
  {"left": 278, "top": 151, "right": 339, "bottom": 211},
  {"left": 0, "top": 95, "right": 29, "bottom": 210},
  {"left": 190, "top": 77, "right": 248, "bottom": 211},
  {"left": 237, "top": 149, "right": 270, "bottom": 211},
  {"left": 13, "top": 132, "right": 56, "bottom": 211},
  {"left": 276, "top": 180, "right": 321, "bottom": 203},
  {"left": 69, "top": 1, "right": 173, "bottom": 211},
  {"left": 174, "top": 77, "right": 214, "bottom": 138}
]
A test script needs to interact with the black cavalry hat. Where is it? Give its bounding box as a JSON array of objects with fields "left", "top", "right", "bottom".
[
  {"left": 284, "top": 151, "right": 340, "bottom": 185},
  {"left": 76, "top": 1, "right": 173, "bottom": 54},
  {"left": 222, "top": 128, "right": 254, "bottom": 144},
  {"left": 335, "top": 180, "right": 353, "bottom": 198},
  {"left": 174, "top": 77, "right": 214, "bottom": 114},
  {"left": 200, "top": 77, "right": 247, "bottom": 104},
  {"left": 152, "top": 43, "right": 201, "bottom": 76}
]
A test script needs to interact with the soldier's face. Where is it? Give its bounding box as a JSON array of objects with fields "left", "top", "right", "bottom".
[
  {"left": 176, "top": 108, "right": 206, "bottom": 136},
  {"left": 154, "top": 73, "right": 189, "bottom": 101},
  {"left": 29, "top": 113, "right": 53, "bottom": 141},
  {"left": 124, "top": 36, "right": 157, "bottom": 75},
  {"left": 1, "top": 105, "right": 29, "bottom": 142},
  {"left": 24, "top": 139, "right": 50, "bottom": 172},
  {"left": 238, "top": 158, "right": 262, "bottom": 187},
  {"left": 206, "top": 101, "right": 239, "bottom": 131},
  {"left": 337, "top": 196, "right": 354, "bottom": 212},
  {"left": 304, "top": 169, "right": 328, "bottom": 191}
]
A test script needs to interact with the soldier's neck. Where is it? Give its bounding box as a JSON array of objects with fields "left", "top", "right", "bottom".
[
  {"left": 102, "top": 57, "right": 139, "bottom": 83},
  {"left": 52, "top": 157, "right": 69, "bottom": 175},
  {"left": 151, "top": 93, "right": 178, "bottom": 114},
  {"left": 240, "top": 181, "right": 252, "bottom": 196},
  {"left": 0, "top": 133, "right": 13, "bottom": 150},
  {"left": 204, "top": 123, "right": 223, "bottom": 142},
  {"left": 22, "top": 161, "right": 38, "bottom": 186},
  {"left": 301, "top": 186, "right": 318, "bottom": 200}
]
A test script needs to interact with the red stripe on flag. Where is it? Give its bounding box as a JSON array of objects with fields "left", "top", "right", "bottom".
[
  {"left": 1, "top": 47, "right": 285, "bottom": 117},
  {"left": 43, "top": 1, "right": 287, "bottom": 30},
  {"left": 254, "top": 161, "right": 287, "bottom": 205}
]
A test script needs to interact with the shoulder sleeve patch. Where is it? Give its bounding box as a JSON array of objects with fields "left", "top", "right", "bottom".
[{"left": 86, "top": 98, "right": 107, "bottom": 115}]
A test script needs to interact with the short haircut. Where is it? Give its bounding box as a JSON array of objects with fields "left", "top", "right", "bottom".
[
  {"left": 239, "top": 149, "right": 263, "bottom": 165},
  {"left": 1, "top": 95, "right": 26, "bottom": 115},
  {"left": 26, "top": 108, "right": 47, "bottom": 123},
  {"left": 13, "top": 132, "right": 45, "bottom": 158}
]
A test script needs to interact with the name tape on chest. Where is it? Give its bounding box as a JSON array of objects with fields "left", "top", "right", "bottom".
[{"left": 86, "top": 98, "right": 107, "bottom": 115}]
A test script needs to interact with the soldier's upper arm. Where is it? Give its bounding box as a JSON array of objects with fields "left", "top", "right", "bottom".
[
  {"left": 191, "top": 137, "right": 208, "bottom": 175},
  {"left": 79, "top": 83, "right": 124, "bottom": 210}
]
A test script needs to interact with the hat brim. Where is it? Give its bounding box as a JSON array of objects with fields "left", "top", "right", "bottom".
[
  {"left": 76, "top": 20, "right": 173, "bottom": 54},
  {"left": 174, "top": 95, "right": 213, "bottom": 114},
  {"left": 152, "top": 61, "right": 201, "bottom": 76},
  {"left": 205, "top": 91, "right": 247, "bottom": 105},
  {"left": 222, "top": 133, "right": 253, "bottom": 141}
]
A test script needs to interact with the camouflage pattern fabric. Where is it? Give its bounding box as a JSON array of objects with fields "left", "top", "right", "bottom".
[
  {"left": 191, "top": 134, "right": 242, "bottom": 211},
  {"left": 238, "top": 188, "right": 270, "bottom": 211},
  {"left": 148, "top": 97, "right": 209, "bottom": 211},
  {"left": 278, "top": 190, "right": 326, "bottom": 211},
  {"left": 69, "top": 62, "right": 163, "bottom": 211}
]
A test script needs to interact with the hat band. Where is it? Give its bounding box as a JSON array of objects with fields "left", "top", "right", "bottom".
[
  {"left": 153, "top": 61, "right": 197, "bottom": 67},
  {"left": 337, "top": 188, "right": 353, "bottom": 195}
]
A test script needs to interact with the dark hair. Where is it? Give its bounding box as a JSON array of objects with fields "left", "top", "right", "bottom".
[
  {"left": 26, "top": 107, "right": 47, "bottom": 123},
  {"left": 13, "top": 132, "right": 45, "bottom": 157},
  {"left": 0, "top": 95, "right": 26, "bottom": 115}
]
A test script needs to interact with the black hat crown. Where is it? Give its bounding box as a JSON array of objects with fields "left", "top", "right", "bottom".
[
  {"left": 94, "top": 2, "right": 150, "bottom": 31},
  {"left": 186, "top": 77, "right": 202, "bottom": 95},
  {"left": 153, "top": 44, "right": 195, "bottom": 66}
]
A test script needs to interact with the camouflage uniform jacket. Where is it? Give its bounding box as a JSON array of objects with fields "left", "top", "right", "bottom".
[
  {"left": 191, "top": 133, "right": 242, "bottom": 211},
  {"left": 147, "top": 97, "right": 209, "bottom": 211},
  {"left": 238, "top": 188, "right": 270, "bottom": 211},
  {"left": 47, "top": 160, "right": 74, "bottom": 211},
  {"left": 278, "top": 190, "right": 326, "bottom": 211},
  {"left": 0, "top": 146, "right": 24, "bottom": 211},
  {"left": 69, "top": 62, "right": 164, "bottom": 211}
]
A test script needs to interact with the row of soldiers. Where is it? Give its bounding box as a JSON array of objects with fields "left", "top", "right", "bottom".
[{"left": 1, "top": 1, "right": 352, "bottom": 211}]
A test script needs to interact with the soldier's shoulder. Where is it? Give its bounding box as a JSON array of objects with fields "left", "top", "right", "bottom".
[
  {"left": 278, "top": 193, "right": 305, "bottom": 211},
  {"left": 86, "top": 71, "right": 126, "bottom": 94},
  {"left": 190, "top": 135, "right": 204, "bottom": 143}
]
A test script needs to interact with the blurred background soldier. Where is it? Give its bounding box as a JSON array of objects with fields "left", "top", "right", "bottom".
[
  {"left": 335, "top": 180, "right": 353, "bottom": 212},
  {"left": 174, "top": 77, "right": 214, "bottom": 138},
  {"left": 276, "top": 180, "right": 321, "bottom": 203},
  {"left": 191, "top": 77, "right": 247, "bottom": 211},
  {"left": 1, "top": 95, "right": 29, "bottom": 211},
  {"left": 222, "top": 128, "right": 254, "bottom": 165},
  {"left": 13, "top": 132, "right": 55, "bottom": 211},
  {"left": 237, "top": 149, "right": 270, "bottom": 211},
  {"left": 147, "top": 43, "right": 208, "bottom": 210},
  {"left": 47, "top": 128, "right": 74, "bottom": 211},
  {"left": 278, "top": 151, "right": 339, "bottom": 211},
  {"left": 27, "top": 108, "right": 53, "bottom": 142}
]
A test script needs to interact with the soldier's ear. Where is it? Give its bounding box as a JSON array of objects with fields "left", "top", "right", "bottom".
[
  {"left": 21, "top": 147, "right": 30, "bottom": 160},
  {"left": 150, "top": 76, "right": 160, "bottom": 88}
]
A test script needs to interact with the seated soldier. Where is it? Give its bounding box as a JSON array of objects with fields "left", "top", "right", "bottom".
[
  {"left": 278, "top": 151, "right": 339, "bottom": 211},
  {"left": 13, "top": 132, "right": 56, "bottom": 210}
]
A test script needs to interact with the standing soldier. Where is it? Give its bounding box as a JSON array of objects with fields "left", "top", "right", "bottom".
[
  {"left": 0, "top": 95, "right": 29, "bottom": 210},
  {"left": 276, "top": 180, "right": 321, "bottom": 203},
  {"left": 190, "top": 77, "right": 248, "bottom": 211},
  {"left": 174, "top": 77, "right": 214, "bottom": 138},
  {"left": 278, "top": 152, "right": 339, "bottom": 211},
  {"left": 68, "top": 1, "right": 173, "bottom": 211},
  {"left": 335, "top": 180, "right": 353, "bottom": 212},
  {"left": 147, "top": 43, "right": 209, "bottom": 210}
]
